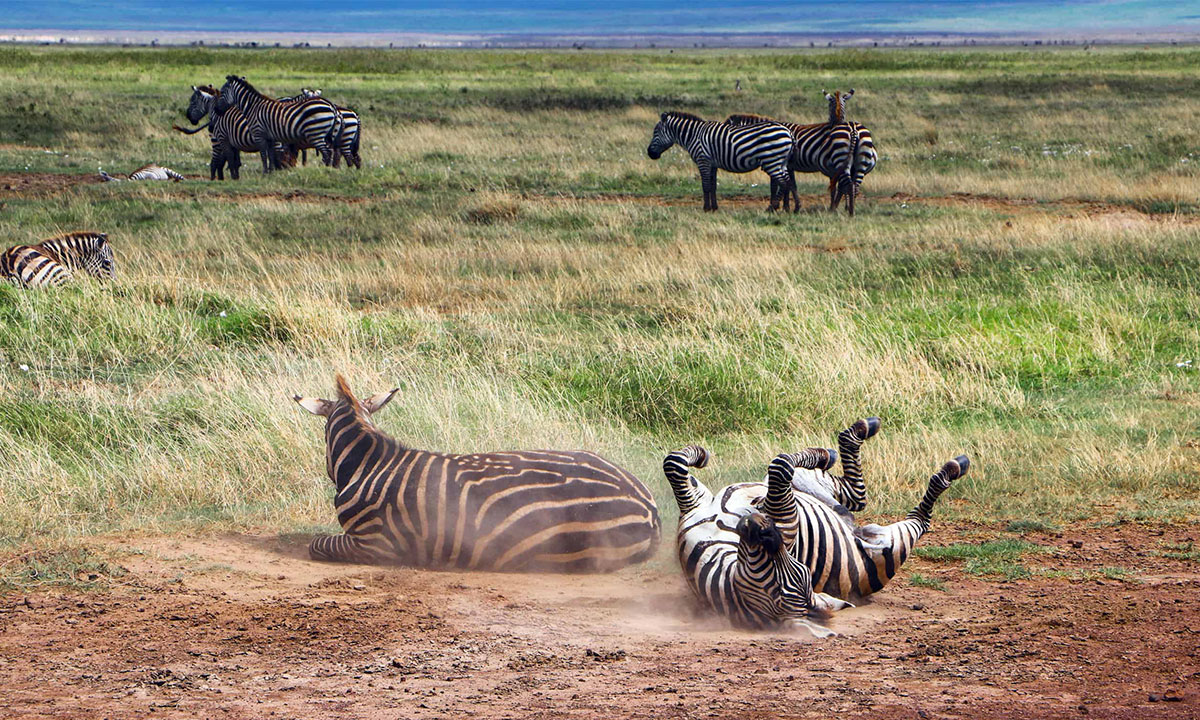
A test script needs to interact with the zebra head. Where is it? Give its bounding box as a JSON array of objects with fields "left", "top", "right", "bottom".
[
  {"left": 301, "top": 88, "right": 322, "bottom": 99},
  {"left": 82, "top": 233, "right": 115, "bottom": 281},
  {"left": 822, "top": 88, "right": 854, "bottom": 124},
  {"left": 735, "top": 513, "right": 784, "bottom": 557},
  {"left": 186, "top": 85, "right": 218, "bottom": 124},
  {"left": 220, "top": 75, "right": 257, "bottom": 111},
  {"left": 294, "top": 375, "right": 400, "bottom": 425},
  {"left": 647, "top": 113, "right": 677, "bottom": 159}
]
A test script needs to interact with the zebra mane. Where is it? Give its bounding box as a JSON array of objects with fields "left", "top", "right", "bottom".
[
  {"left": 225, "top": 75, "right": 269, "bottom": 101},
  {"left": 197, "top": 84, "right": 218, "bottom": 96},
  {"left": 725, "top": 113, "right": 781, "bottom": 125},
  {"left": 661, "top": 111, "right": 706, "bottom": 123}
]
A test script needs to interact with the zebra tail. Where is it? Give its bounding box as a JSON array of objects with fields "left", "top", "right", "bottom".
[{"left": 172, "top": 122, "right": 210, "bottom": 135}]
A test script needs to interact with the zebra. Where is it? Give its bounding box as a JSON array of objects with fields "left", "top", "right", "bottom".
[
  {"left": 646, "top": 111, "right": 794, "bottom": 212},
  {"left": 99, "top": 164, "right": 185, "bottom": 182},
  {"left": 724, "top": 89, "right": 876, "bottom": 215},
  {"left": 294, "top": 375, "right": 662, "bottom": 572},
  {"left": 664, "top": 418, "right": 969, "bottom": 631},
  {"left": 218, "top": 75, "right": 342, "bottom": 173},
  {"left": 174, "top": 85, "right": 296, "bottom": 180},
  {"left": 2, "top": 231, "right": 114, "bottom": 288},
  {"left": 283, "top": 88, "right": 362, "bottom": 169}
]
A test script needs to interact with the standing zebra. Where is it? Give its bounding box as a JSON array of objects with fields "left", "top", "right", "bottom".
[
  {"left": 99, "top": 164, "right": 185, "bottom": 182},
  {"left": 284, "top": 88, "right": 362, "bottom": 169},
  {"left": 725, "top": 89, "right": 876, "bottom": 215},
  {"left": 294, "top": 375, "right": 662, "bottom": 572},
  {"left": 218, "top": 75, "right": 342, "bottom": 173},
  {"left": 646, "top": 111, "right": 794, "bottom": 211},
  {"left": 2, "top": 232, "right": 114, "bottom": 288},
  {"left": 174, "top": 85, "right": 297, "bottom": 180},
  {"left": 664, "top": 418, "right": 969, "bottom": 631}
]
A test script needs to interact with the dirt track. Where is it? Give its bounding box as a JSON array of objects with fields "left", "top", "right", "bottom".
[{"left": 1, "top": 524, "right": 1197, "bottom": 719}]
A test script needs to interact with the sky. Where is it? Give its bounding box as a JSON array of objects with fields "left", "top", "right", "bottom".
[{"left": 0, "top": 0, "right": 1196, "bottom": 35}]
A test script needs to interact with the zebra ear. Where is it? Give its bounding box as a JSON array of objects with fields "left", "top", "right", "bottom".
[
  {"left": 660, "top": 112, "right": 667, "bottom": 121},
  {"left": 362, "top": 387, "right": 400, "bottom": 415},
  {"left": 844, "top": 89, "right": 855, "bottom": 99},
  {"left": 294, "top": 395, "right": 334, "bottom": 416},
  {"left": 192, "top": 85, "right": 198, "bottom": 92}
]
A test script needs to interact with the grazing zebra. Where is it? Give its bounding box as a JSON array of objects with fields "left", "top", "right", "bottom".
[
  {"left": 2, "top": 232, "right": 114, "bottom": 288},
  {"left": 646, "top": 111, "right": 794, "bottom": 211},
  {"left": 174, "top": 85, "right": 296, "bottom": 180},
  {"left": 294, "top": 375, "right": 662, "bottom": 572},
  {"left": 664, "top": 418, "right": 969, "bottom": 632},
  {"left": 725, "top": 89, "right": 876, "bottom": 214},
  {"left": 99, "top": 164, "right": 185, "bottom": 182},
  {"left": 218, "top": 75, "right": 342, "bottom": 173}
]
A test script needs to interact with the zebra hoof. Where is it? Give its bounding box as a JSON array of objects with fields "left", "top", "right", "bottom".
[
  {"left": 817, "top": 448, "right": 838, "bottom": 472},
  {"left": 942, "top": 455, "right": 970, "bottom": 481},
  {"left": 852, "top": 416, "right": 881, "bottom": 441},
  {"left": 685, "top": 445, "right": 709, "bottom": 469}
]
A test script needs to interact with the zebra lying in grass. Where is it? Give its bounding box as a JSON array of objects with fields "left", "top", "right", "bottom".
[
  {"left": 294, "top": 375, "right": 662, "bottom": 572},
  {"left": 724, "top": 89, "right": 876, "bottom": 215},
  {"left": 664, "top": 418, "right": 969, "bottom": 634},
  {"left": 646, "top": 111, "right": 794, "bottom": 211},
  {"left": 99, "top": 164, "right": 185, "bottom": 182},
  {"left": 174, "top": 85, "right": 297, "bottom": 180},
  {"left": 2, "top": 231, "right": 114, "bottom": 288}
]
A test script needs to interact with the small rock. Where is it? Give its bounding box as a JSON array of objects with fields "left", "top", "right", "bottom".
[
  {"left": 910, "top": 603, "right": 925, "bottom": 611},
  {"left": 1068, "top": 540, "right": 1084, "bottom": 549},
  {"left": 1149, "top": 694, "right": 1161, "bottom": 702}
]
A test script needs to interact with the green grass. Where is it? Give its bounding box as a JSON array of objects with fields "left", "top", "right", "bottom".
[
  {"left": 907, "top": 572, "right": 947, "bottom": 591},
  {"left": 1160, "top": 542, "right": 1200, "bottom": 562},
  {"left": 914, "top": 540, "right": 1052, "bottom": 580},
  {"left": 0, "top": 545, "right": 128, "bottom": 592},
  {"left": 0, "top": 45, "right": 1198, "bottom": 558}
]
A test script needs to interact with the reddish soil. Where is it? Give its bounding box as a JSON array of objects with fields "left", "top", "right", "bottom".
[
  {"left": 0, "top": 172, "right": 103, "bottom": 199},
  {"left": 1, "top": 524, "right": 1196, "bottom": 719}
]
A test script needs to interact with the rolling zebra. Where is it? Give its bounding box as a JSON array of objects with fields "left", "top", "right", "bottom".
[
  {"left": 174, "top": 85, "right": 296, "bottom": 180},
  {"left": 2, "top": 231, "right": 114, "bottom": 288},
  {"left": 99, "top": 164, "right": 185, "bottom": 182},
  {"left": 664, "top": 418, "right": 969, "bottom": 632},
  {"left": 725, "top": 89, "right": 876, "bottom": 215},
  {"left": 218, "top": 75, "right": 343, "bottom": 173},
  {"left": 646, "top": 111, "right": 794, "bottom": 211},
  {"left": 294, "top": 375, "right": 662, "bottom": 572}
]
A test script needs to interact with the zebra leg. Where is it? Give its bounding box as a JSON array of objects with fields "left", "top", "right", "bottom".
[
  {"left": 228, "top": 150, "right": 242, "bottom": 181},
  {"left": 870, "top": 456, "right": 970, "bottom": 577},
  {"left": 833, "top": 417, "right": 880, "bottom": 512},
  {"left": 765, "top": 449, "right": 837, "bottom": 551},
  {"left": 255, "top": 137, "right": 274, "bottom": 174},
  {"left": 828, "top": 176, "right": 840, "bottom": 211},
  {"left": 697, "top": 163, "right": 717, "bottom": 211},
  {"left": 662, "top": 445, "right": 714, "bottom": 516},
  {"left": 309, "top": 533, "right": 386, "bottom": 564},
  {"left": 848, "top": 184, "right": 857, "bottom": 216},
  {"left": 788, "top": 171, "right": 800, "bottom": 214}
]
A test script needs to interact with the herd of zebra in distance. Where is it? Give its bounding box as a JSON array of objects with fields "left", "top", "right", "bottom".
[{"left": 0, "top": 75, "right": 958, "bottom": 636}]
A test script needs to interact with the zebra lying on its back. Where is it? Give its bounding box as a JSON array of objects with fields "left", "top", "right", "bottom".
[
  {"left": 295, "top": 375, "right": 662, "bottom": 572},
  {"left": 647, "top": 111, "right": 794, "bottom": 211},
  {"left": 99, "top": 164, "right": 185, "bottom": 182},
  {"left": 665, "top": 417, "right": 969, "bottom": 633},
  {"left": 2, "top": 231, "right": 114, "bottom": 288}
]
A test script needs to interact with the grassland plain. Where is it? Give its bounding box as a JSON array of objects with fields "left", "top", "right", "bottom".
[{"left": 0, "top": 44, "right": 1198, "bottom": 571}]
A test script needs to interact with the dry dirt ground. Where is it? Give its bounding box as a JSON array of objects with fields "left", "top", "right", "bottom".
[{"left": 1, "top": 524, "right": 1197, "bottom": 720}]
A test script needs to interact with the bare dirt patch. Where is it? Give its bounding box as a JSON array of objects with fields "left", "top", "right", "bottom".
[
  {"left": 0, "top": 172, "right": 103, "bottom": 199},
  {"left": 1, "top": 524, "right": 1196, "bottom": 719}
]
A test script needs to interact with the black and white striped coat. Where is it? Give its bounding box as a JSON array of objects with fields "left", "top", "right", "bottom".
[
  {"left": 219, "top": 76, "right": 342, "bottom": 173},
  {"left": 99, "top": 164, "right": 185, "bottom": 182},
  {"left": 664, "top": 418, "right": 969, "bottom": 632},
  {"left": 294, "top": 375, "right": 662, "bottom": 573},
  {"left": 725, "top": 90, "right": 877, "bottom": 214},
  {"left": 646, "top": 111, "right": 794, "bottom": 211},
  {"left": 286, "top": 89, "right": 361, "bottom": 169},
  {"left": 2, "top": 232, "right": 114, "bottom": 288},
  {"left": 175, "top": 85, "right": 295, "bottom": 180}
]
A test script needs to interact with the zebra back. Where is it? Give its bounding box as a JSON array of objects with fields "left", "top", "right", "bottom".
[
  {"left": 297, "top": 375, "right": 661, "bottom": 573},
  {"left": 3, "top": 232, "right": 113, "bottom": 287}
]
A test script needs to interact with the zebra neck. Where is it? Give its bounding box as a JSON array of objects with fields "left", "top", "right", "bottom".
[
  {"left": 38, "top": 241, "right": 80, "bottom": 269},
  {"left": 324, "top": 411, "right": 405, "bottom": 493}
]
